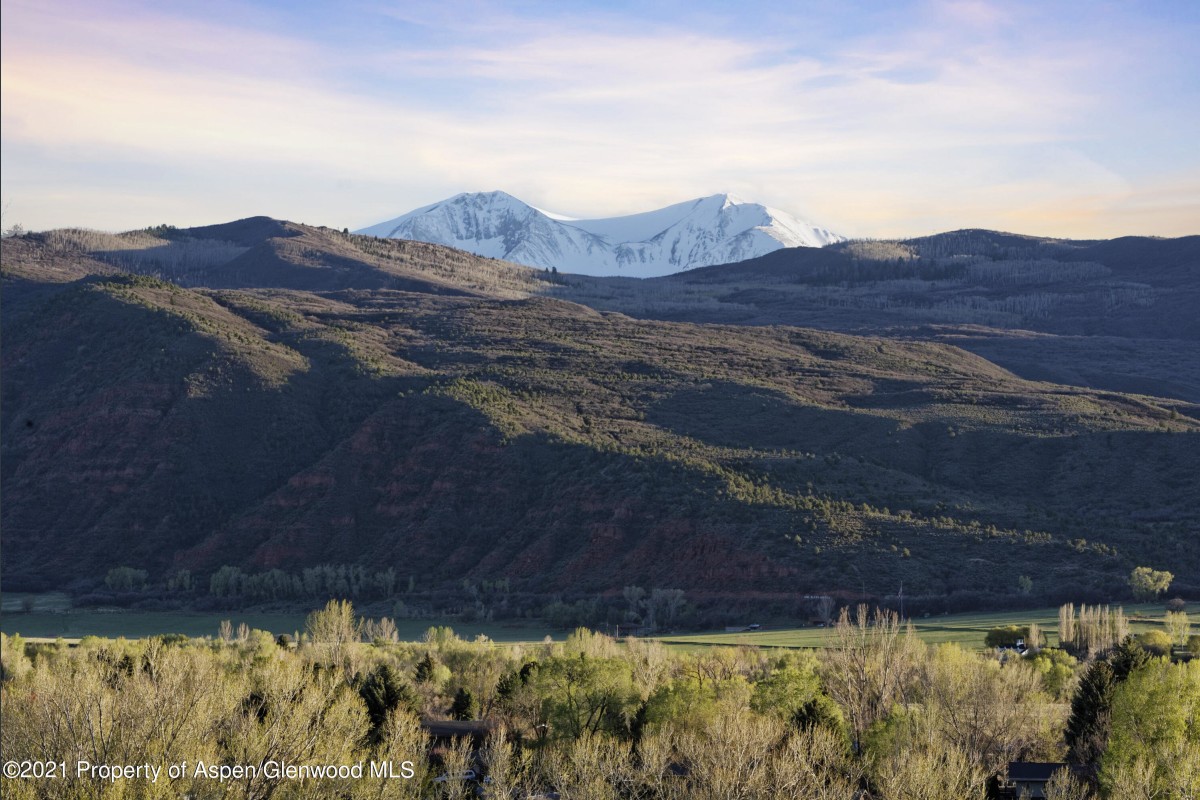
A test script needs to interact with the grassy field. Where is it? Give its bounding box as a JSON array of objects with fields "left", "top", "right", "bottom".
[
  {"left": 0, "top": 592, "right": 73, "bottom": 613},
  {"left": 0, "top": 594, "right": 1176, "bottom": 650},
  {"left": 653, "top": 604, "right": 1174, "bottom": 651},
  {"left": 0, "top": 594, "right": 562, "bottom": 643}
]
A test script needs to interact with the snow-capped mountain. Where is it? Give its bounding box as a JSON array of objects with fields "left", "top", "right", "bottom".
[{"left": 357, "top": 191, "right": 843, "bottom": 278}]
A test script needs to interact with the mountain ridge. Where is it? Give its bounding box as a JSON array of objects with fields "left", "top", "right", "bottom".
[
  {"left": 2, "top": 224, "right": 1198, "bottom": 607},
  {"left": 357, "top": 191, "right": 843, "bottom": 277}
]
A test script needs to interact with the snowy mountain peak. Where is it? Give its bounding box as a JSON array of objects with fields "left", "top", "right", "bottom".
[
  {"left": 712, "top": 192, "right": 745, "bottom": 208},
  {"left": 357, "top": 191, "right": 843, "bottom": 278}
]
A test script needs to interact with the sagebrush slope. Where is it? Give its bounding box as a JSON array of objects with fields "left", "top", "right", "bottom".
[{"left": 4, "top": 229, "right": 1198, "bottom": 604}]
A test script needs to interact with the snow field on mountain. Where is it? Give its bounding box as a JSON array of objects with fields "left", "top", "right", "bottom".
[{"left": 357, "top": 191, "right": 843, "bottom": 277}]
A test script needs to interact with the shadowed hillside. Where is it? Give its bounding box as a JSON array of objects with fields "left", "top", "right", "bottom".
[
  {"left": 550, "top": 229, "right": 1200, "bottom": 403},
  {"left": 3, "top": 224, "right": 1198, "bottom": 609},
  {"left": 3, "top": 217, "right": 555, "bottom": 297}
]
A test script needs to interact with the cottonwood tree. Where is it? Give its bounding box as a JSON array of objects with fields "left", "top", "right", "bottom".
[
  {"left": 1058, "top": 604, "right": 1129, "bottom": 658},
  {"left": 625, "top": 727, "right": 679, "bottom": 799},
  {"left": 918, "top": 644, "right": 1058, "bottom": 775},
  {"left": 623, "top": 636, "right": 671, "bottom": 695},
  {"left": 0, "top": 640, "right": 232, "bottom": 800},
  {"left": 363, "top": 616, "right": 400, "bottom": 643},
  {"left": 642, "top": 674, "right": 751, "bottom": 734},
  {"left": 670, "top": 705, "right": 781, "bottom": 799},
  {"left": 305, "top": 598, "right": 361, "bottom": 672},
  {"left": 435, "top": 736, "right": 477, "bottom": 800},
  {"left": 216, "top": 655, "right": 365, "bottom": 800},
  {"left": 623, "top": 585, "right": 646, "bottom": 623},
  {"left": 1100, "top": 759, "right": 1157, "bottom": 800},
  {"left": 358, "top": 709, "right": 431, "bottom": 799},
  {"left": 1027, "top": 647, "right": 1080, "bottom": 701},
  {"left": 542, "top": 734, "right": 631, "bottom": 800},
  {"left": 769, "top": 725, "right": 863, "bottom": 800},
  {"left": 749, "top": 656, "right": 829, "bottom": 727},
  {"left": 820, "top": 605, "right": 921, "bottom": 749},
  {"left": 104, "top": 566, "right": 148, "bottom": 592},
  {"left": 1100, "top": 660, "right": 1200, "bottom": 798},
  {"left": 870, "top": 742, "right": 987, "bottom": 800},
  {"left": 0, "top": 632, "right": 32, "bottom": 681},
  {"left": 810, "top": 595, "right": 836, "bottom": 625},
  {"left": 1059, "top": 603, "right": 1076, "bottom": 647},
  {"left": 532, "top": 651, "right": 639, "bottom": 741},
  {"left": 1165, "top": 611, "right": 1191, "bottom": 646},
  {"left": 1042, "top": 767, "right": 1094, "bottom": 800},
  {"left": 478, "top": 729, "right": 537, "bottom": 800},
  {"left": 1129, "top": 566, "right": 1173, "bottom": 601}
]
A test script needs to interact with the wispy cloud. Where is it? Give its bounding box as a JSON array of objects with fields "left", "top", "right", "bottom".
[{"left": 2, "top": 0, "right": 1196, "bottom": 237}]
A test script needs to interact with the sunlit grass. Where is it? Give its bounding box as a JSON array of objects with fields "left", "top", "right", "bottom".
[{"left": 654, "top": 603, "right": 1173, "bottom": 651}]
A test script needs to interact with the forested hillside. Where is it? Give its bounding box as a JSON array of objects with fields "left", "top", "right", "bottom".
[
  {"left": 555, "top": 230, "right": 1200, "bottom": 404},
  {"left": 3, "top": 223, "right": 1197, "bottom": 609}
]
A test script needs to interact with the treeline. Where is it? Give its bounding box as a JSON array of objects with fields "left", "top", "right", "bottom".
[
  {"left": 35, "top": 227, "right": 248, "bottom": 280},
  {"left": 898, "top": 231, "right": 1078, "bottom": 262},
  {"left": 103, "top": 564, "right": 413, "bottom": 604},
  {"left": 101, "top": 566, "right": 704, "bottom": 631},
  {"left": 3, "top": 602, "right": 1197, "bottom": 799},
  {"left": 344, "top": 230, "right": 549, "bottom": 298},
  {"left": 559, "top": 230, "right": 1157, "bottom": 331},
  {"left": 207, "top": 564, "right": 404, "bottom": 602}
]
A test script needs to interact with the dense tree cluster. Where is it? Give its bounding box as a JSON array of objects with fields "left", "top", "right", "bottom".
[{"left": 3, "top": 601, "right": 1194, "bottom": 798}]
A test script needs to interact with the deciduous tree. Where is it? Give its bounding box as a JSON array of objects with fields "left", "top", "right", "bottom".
[
  {"left": 1100, "top": 660, "right": 1200, "bottom": 797},
  {"left": 1129, "top": 566, "right": 1173, "bottom": 601}
]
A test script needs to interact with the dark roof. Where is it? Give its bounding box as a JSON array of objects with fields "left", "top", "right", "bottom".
[
  {"left": 1008, "top": 762, "right": 1069, "bottom": 782},
  {"left": 420, "top": 718, "right": 499, "bottom": 738}
]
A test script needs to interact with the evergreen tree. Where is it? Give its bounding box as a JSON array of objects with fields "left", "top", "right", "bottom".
[
  {"left": 495, "top": 670, "right": 520, "bottom": 705},
  {"left": 415, "top": 652, "right": 436, "bottom": 685},
  {"left": 1109, "top": 637, "right": 1152, "bottom": 681},
  {"left": 359, "top": 663, "right": 418, "bottom": 740},
  {"left": 450, "top": 687, "right": 477, "bottom": 720},
  {"left": 1065, "top": 661, "right": 1115, "bottom": 765},
  {"left": 792, "top": 696, "right": 845, "bottom": 736}
]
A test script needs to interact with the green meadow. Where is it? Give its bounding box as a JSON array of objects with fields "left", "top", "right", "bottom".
[
  {"left": 655, "top": 604, "right": 1173, "bottom": 651},
  {"left": 0, "top": 593, "right": 1173, "bottom": 650},
  {"left": 0, "top": 594, "right": 560, "bottom": 643}
]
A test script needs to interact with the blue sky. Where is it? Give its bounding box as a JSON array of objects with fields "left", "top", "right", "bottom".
[{"left": 2, "top": 0, "right": 1197, "bottom": 237}]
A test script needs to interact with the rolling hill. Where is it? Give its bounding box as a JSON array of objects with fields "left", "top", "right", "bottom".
[
  {"left": 2, "top": 221, "right": 1197, "bottom": 611},
  {"left": 553, "top": 230, "right": 1200, "bottom": 404}
]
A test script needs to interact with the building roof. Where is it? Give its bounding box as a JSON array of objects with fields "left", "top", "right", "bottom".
[
  {"left": 1008, "top": 762, "right": 1069, "bottom": 782},
  {"left": 421, "top": 718, "right": 498, "bottom": 738}
]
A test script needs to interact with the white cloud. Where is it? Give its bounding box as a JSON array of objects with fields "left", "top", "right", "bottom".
[{"left": 1, "top": 0, "right": 1196, "bottom": 237}]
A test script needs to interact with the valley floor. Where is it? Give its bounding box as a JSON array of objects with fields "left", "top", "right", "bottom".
[{"left": 0, "top": 593, "right": 1176, "bottom": 651}]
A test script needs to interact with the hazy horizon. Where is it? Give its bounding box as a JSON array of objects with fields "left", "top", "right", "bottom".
[{"left": 2, "top": 0, "right": 1197, "bottom": 239}]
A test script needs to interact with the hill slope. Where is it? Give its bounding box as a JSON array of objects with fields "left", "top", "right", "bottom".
[
  {"left": 2, "top": 219, "right": 553, "bottom": 298},
  {"left": 3, "top": 228, "right": 1198, "bottom": 607},
  {"left": 552, "top": 230, "right": 1200, "bottom": 403}
]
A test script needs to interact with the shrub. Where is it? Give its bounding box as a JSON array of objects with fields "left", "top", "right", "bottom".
[
  {"left": 1136, "top": 629, "right": 1172, "bottom": 657},
  {"left": 984, "top": 625, "right": 1028, "bottom": 648}
]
